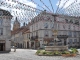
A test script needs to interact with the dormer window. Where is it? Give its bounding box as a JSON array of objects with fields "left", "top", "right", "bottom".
[
  {"left": 65, "top": 19, "right": 68, "bottom": 23},
  {"left": 75, "top": 20, "right": 79, "bottom": 25},
  {"left": 69, "top": 19, "right": 73, "bottom": 23}
]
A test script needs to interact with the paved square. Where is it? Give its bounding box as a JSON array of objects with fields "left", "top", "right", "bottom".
[{"left": 0, "top": 49, "right": 80, "bottom": 60}]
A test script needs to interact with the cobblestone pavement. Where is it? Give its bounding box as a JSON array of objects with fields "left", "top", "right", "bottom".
[{"left": 0, "top": 49, "right": 80, "bottom": 60}]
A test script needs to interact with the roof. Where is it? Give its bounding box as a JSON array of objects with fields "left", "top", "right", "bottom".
[
  {"left": 0, "top": 9, "right": 12, "bottom": 17},
  {"left": 11, "top": 26, "right": 29, "bottom": 35},
  {"left": 22, "top": 30, "right": 30, "bottom": 34}
]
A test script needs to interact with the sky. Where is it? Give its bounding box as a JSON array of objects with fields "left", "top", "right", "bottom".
[
  {"left": 0, "top": 0, "right": 59, "bottom": 23},
  {"left": 28, "top": 0, "right": 58, "bottom": 13},
  {"left": 0, "top": 0, "right": 80, "bottom": 14},
  {"left": 0, "top": 0, "right": 80, "bottom": 30}
]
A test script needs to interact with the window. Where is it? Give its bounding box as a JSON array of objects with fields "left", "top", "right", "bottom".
[
  {"left": 0, "top": 19, "right": 3, "bottom": 25},
  {"left": 78, "top": 32, "right": 80, "bottom": 36},
  {"left": 69, "top": 39, "right": 73, "bottom": 45},
  {"left": 68, "top": 31, "right": 72, "bottom": 37},
  {"left": 74, "top": 32, "right": 77, "bottom": 37},
  {"left": 44, "top": 23, "right": 48, "bottom": 28},
  {"left": 0, "top": 11, "right": 3, "bottom": 16},
  {"left": 63, "top": 25, "right": 65, "bottom": 29},
  {"left": 0, "top": 28, "right": 3, "bottom": 35},
  {"left": 27, "top": 34, "right": 28, "bottom": 38},
  {"left": 44, "top": 30, "right": 48, "bottom": 36},
  {"left": 68, "top": 24, "right": 70, "bottom": 29},
  {"left": 75, "top": 20, "right": 79, "bottom": 25},
  {"left": 69, "top": 19, "right": 73, "bottom": 23},
  {"left": 36, "top": 31, "right": 38, "bottom": 36},
  {"left": 44, "top": 17, "right": 47, "bottom": 20},
  {"left": 51, "top": 23, "right": 54, "bottom": 28},
  {"left": 65, "top": 19, "right": 68, "bottom": 23},
  {"left": 74, "top": 39, "right": 77, "bottom": 43}
]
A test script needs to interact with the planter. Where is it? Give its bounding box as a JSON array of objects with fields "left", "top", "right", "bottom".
[
  {"left": 62, "top": 54, "right": 77, "bottom": 57},
  {"left": 70, "top": 54, "right": 77, "bottom": 57}
]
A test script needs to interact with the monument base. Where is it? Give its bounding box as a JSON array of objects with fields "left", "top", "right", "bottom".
[{"left": 45, "top": 46, "right": 68, "bottom": 51}]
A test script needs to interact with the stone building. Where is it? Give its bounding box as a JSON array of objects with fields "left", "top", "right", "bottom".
[
  {"left": 29, "top": 11, "right": 80, "bottom": 49},
  {"left": 11, "top": 19, "right": 30, "bottom": 48},
  {"left": 11, "top": 11, "right": 80, "bottom": 49},
  {"left": 0, "top": 9, "right": 12, "bottom": 52},
  {"left": 13, "top": 17, "right": 20, "bottom": 31}
]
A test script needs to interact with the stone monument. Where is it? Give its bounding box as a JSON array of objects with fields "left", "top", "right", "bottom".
[{"left": 45, "top": 15, "right": 68, "bottom": 51}]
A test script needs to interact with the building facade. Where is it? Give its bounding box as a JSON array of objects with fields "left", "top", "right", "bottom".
[
  {"left": 0, "top": 9, "right": 12, "bottom": 52},
  {"left": 29, "top": 11, "right": 80, "bottom": 49},
  {"left": 11, "top": 19, "right": 30, "bottom": 48},
  {"left": 11, "top": 11, "right": 80, "bottom": 49}
]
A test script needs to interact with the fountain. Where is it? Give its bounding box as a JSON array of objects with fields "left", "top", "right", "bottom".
[{"left": 45, "top": 15, "right": 68, "bottom": 51}]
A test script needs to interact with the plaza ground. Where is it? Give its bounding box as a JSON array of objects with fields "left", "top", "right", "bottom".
[{"left": 0, "top": 49, "right": 80, "bottom": 60}]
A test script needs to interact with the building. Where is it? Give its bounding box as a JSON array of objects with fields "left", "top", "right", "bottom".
[
  {"left": 11, "top": 18, "right": 30, "bottom": 48},
  {"left": 13, "top": 17, "right": 20, "bottom": 31},
  {"left": 29, "top": 11, "right": 80, "bottom": 49},
  {"left": 11, "top": 10, "right": 80, "bottom": 49},
  {"left": 22, "top": 29, "right": 31, "bottom": 48},
  {"left": 0, "top": 9, "right": 12, "bottom": 52}
]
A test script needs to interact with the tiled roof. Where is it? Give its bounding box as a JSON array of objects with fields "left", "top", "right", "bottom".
[
  {"left": 11, "top": 26, "right": 29, "bottom": 35},
  {"left": 22, "top": 30, "right": 30, "bottom": 34}
]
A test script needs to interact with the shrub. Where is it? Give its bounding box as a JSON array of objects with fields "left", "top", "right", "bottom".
[
  {"left": 46, "top": 52, "right": 54, "bottom": 55},
  {"left": 42, "top": 51, "right": 47, "bottom": 55},
  {"left": 62, "top": 51, "right": 70, "bottom": 54},
  {"left": 54, "top": 51, "right": 62, "bottom": 56},
  {"left": 36, "top": 50, "right": 41, "bottom": 54},
  {"left": 70, "top": 48, "right": 78, "bottom": 54}
]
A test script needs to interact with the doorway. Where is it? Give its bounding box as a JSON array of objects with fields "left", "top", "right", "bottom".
[
  {"left": 0, "top": 43, "right": 5, "bottom": 51},
  {"left": 27, "top": 42, "right": 29, "bottom": 48}
]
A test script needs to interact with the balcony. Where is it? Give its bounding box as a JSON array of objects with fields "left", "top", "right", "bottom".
[{"left": 31, "top": 36, "right": 38, "bottom": 40}]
